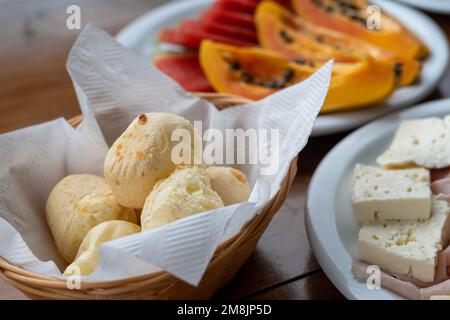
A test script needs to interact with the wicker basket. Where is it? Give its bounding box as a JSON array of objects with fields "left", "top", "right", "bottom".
[{"left": 0, "top": 93, "right": 298, "bottom": 299}]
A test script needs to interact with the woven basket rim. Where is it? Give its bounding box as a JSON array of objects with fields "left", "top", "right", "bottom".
[
  {"left": 0, "top": 223, "right": 246, "bottom": 287},
  {"left": 0, "top": 92, "right": 298, "bottom": 297},
  {"left": 0, "top": 157, "right": 296, "bottom": 288}
]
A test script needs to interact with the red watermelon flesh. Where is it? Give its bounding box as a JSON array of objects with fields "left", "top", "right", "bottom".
[
  {"left": 235, "top": 0, "right": 260, "bottom": 5},
  {"left": 214, "top": 0, "right": 257, "bottom": 13},
  {"left": 154, "top": 53, "right": 214, "bottom": 92},
  {"left": 160, "top": 27, "right": 254, "bottom": 48},
  {"left": 213, "top": 0, "right": 291, "bottom": 13},
  {"left": 214, "top": 0, "right": 289, "bottom": 11},
  {"left": 198, "top": 0, "right": 290, "bottom": 32},
  {"left": 159, "top": 0, "right": 292, "bottom": 48},
  {"left": 200, "top": 8, "right": 255, "bottom": 30},
  {"left": 180, "top": 20, "right": 258, "bottom": 43}
]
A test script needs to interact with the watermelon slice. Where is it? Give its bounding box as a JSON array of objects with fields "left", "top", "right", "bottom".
[
  {"left": 214, "top": 0, "right": 289, "bottom": 11},
  {"left": 200, "top": 8, "right": 255, "bottom": 30},
  {"left": 236, "top": 0, "right": 260, "bottom": 5},
  {"left": 213, "top": 0, "right": 257, "bottom": 14},
  {"left": 154, "top": 52, "right": 214, "bottom": 92},
  {"left": 160, "top": 27, "right": 255, "bottom": 48},
  {"left": 159, "top": 0, "right": 292, "bottom": 48},
  {"left": 180, "top": 20, "right": 258, "bottom": 43}
]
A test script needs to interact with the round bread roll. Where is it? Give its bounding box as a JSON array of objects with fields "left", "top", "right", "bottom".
[
  {"left": 205, "top": 166, "right": 251, "bottom": 206},
  {"left": 63, "top": 220, "right": 140, "bottom": 276},
  {"left": 46, "top": 174, "right": 136, "bottom": 263},
  {"left": 104, "top": 112, "right": 202, "bottom": 209},
  {"left": 141, "top": 167, "right": 224, "bottom": 231}
]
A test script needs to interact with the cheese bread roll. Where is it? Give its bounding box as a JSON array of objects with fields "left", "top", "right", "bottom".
[
  {"left": 63, "top": 220, "right": 140, "bottom": 276},
  {"left": 104, "top": 113, "right": 202, "bottom": 209},
  {"left": 46, "top": 174, "right": 136, "bottom": 262},
  {"left": 205, "top": 166, "right": 251, "bottom": 206},
  {"left": 141, "top": 167, "right": 223, "bottom": 231}
]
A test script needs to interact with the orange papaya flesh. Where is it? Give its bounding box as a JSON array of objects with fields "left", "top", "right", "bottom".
[
  {"left": 200, "top": 40, "right": 310, "bottom": 100},
  {"left": 199, "top": 40, "right": 397, "bottom": 112},
  {"left": 256, "top": 1, "right": 420, "bottom": 85},
  {"left": 256, "top": 1, "right": 363, "bottom": 63},
  {"left": 291, "top": 0, "right": 428, "bottom": 59},
  {"left": 321, "top": 58, "right": 396, "bottom": 113}
]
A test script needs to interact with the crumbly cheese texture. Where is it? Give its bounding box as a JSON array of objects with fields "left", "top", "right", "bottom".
[
  {"left": 205, "top": 166, "right": 251, "bottom": 206},
  {"left": 377, "top": 116, "right": 450, "bottom": 169},
  {"left": 141, "top": 167, "right": 224, "bottom": 231},
  {"left": 358, "top": 195, "right": 450, "bottom": 283},
  {"left": 352, "top": 164, "right": 431, "bottom": 221},
  {"left": 63, "top": 220, "right": 140, "bottom": 276},
  {"left": 104, "top": 113, "right": 202, "bottom": 209},
  {"left": 46, "top": 174, "right": 136, "bottom": 263}
]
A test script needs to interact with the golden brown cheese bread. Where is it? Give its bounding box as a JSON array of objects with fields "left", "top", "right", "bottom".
[
  {"left": 141, "top": 167, "right": 224, "bottom": 231},
  {"left": 63, "top": 220, "right": 140, "bottom": 276},
  {"left": 104, "top": 113, "right": 202, "bottom": 209},
  {"left": 205, "top": 166, "right": 251, "bottom": 206},
  {"left": 46, "top": 174, "right": 136, "bottom": 262}
]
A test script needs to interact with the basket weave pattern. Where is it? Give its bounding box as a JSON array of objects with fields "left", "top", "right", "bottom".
[{"left": 0, "top": 93, "right": 298, "bottom": 299}]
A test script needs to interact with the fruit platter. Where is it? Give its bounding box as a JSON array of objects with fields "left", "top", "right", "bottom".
[
  {"left": 115, "top": 0, "right": 448, "bottom": 135},
  {"left": 154, "top": 0, "right": 428, "bottom": 114}
]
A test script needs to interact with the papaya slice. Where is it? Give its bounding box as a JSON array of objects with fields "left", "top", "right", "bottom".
[
  {"left": 321, "top": 59, "right": 396, "bottom": 112},
  {"left": 255, "top": 1, "right": 420, "bottom": 85},
  {"left": 291, "top": 0, "right": 428, "bottom": 59},
  {"left": 199, "top": 40, "right": 397, "bottom": 113},
  {"left": 256, "top": 1, "right": 362, "bottom": 63},
  {"left": 200, "top": 40, "right": 311, "bottom": 100},
  {"left": 154, "top": 52, "right": 214, "bottom": 92}
]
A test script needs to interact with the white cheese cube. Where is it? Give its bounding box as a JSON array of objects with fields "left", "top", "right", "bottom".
[
  {"left": 352, "top": 164, "right": 431, "bottom": 221},
  {"left": 377, "top": 116, "right": 450, "bottom": 169},
  {"left": 357, "top": 195, "right": 450, "bottom": 283},
  {"left": 430, "top": 296, "right": 450, "bottom": 300}
]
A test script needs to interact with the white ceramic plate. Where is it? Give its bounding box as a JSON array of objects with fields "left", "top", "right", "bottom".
[
  {"left": 306, "top": 98, "right": 450, "bottom": 300},
  {"left": 393, "top": 0, "right": 450, "bottom": 14},
  {"left": 116, "top": 0, "right": 449, "bottom": 136}
]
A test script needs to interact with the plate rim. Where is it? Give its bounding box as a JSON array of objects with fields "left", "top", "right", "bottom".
[
  {"left": 306, "top": 97, "right": 450, "bottom": 300},
  {"left": 392, "top": 0, "right": 450, "bottom": 14},
  {"left": 115, "top": 0, "right": 449, "bottom": 137}
]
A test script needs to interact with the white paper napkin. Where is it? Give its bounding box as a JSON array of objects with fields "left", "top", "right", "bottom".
[{"left": 0, "top": 24, "right": 331, "bottom": 286}]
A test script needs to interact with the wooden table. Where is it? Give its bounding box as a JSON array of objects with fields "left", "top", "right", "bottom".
[{"left": 0, "top": 0, "right": 449, "bottom": 300}]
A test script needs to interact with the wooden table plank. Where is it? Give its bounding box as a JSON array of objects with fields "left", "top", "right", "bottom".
[
  {"left": 216, "top": 176, "right": 320, "bottom": 299},
  {"left": 1, "top": 0, "right": 333, "bottom": 300},
  {"left": 0, "top": 0, "right": 166, "bottom": 134},
  {"left": 216, "top": 132, "right": 348, "bottom": 299},
  {"left": 248, "top": 272, "right": 345, "bottom": 300},
  {"left": 0, "top": 0, "right": 450, "bottom": 300}
]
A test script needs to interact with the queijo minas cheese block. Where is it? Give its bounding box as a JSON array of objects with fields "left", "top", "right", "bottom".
[
  {"left": 352, "top": 164, "right": 431, "bottom": 221},
  {"left": 357, "top": 195, "right": 450, "bottom": 283},
  {"left": 377, "top": 116, "right": 450, "bottom": 169}
]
